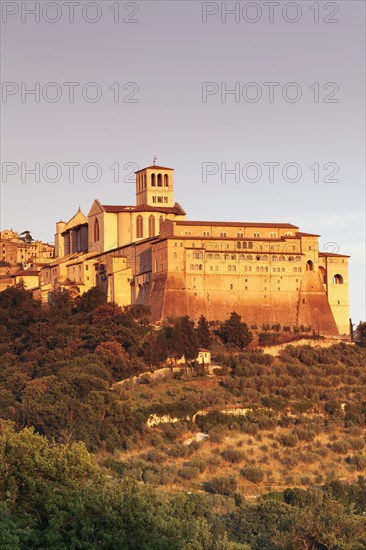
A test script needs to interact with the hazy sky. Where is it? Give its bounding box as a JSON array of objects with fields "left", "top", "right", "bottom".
[{"left": 1, "top": 0, "right": 365, "bottom": 322}]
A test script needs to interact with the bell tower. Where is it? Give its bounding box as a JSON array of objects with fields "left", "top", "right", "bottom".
[{"left": 135, "top": 161, "right": 175, "bottom": 208}]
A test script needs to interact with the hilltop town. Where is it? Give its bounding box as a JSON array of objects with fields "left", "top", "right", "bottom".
[{"left": 1, "top": 163, "right": 350, "bottom": 336}]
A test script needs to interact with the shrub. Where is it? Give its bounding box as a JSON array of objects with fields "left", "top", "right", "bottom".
[
  {"left": 167, "top": 444, "right": 191, "bottom": 458},
  {"left": 209, "top": 425, "right": 226, "bottom": 443},
  {"left": 240, "top": 466, "right": 264, "bottom": 483},
  {"left": 258, "top": 332, "right": 280, "bottom": 346},
  {"left": 324, "top": 400, "right": 342, "bottom": 415},
  {"left": 347, "top": 437, "right": 364, "bottom": 451},
  {"left": 278, "top": 432, "right": 299, "bottom": 448},
  {"left": 178, "top": 466, "right": 201, "bottom": 480},
  {"left": 331, "top": 441, "right": 351, "bottom": 454},
  {"left": 187, "top": 457, "right": 207, "bottom": 473},
  {"left": 207, "top": 476, "right": 237, "bottom": 496},
  {"left": 294, "top": 428, "right": 316, "bottom": 442},
  {"left": 261, "top": 395, "right": 288, "bottom": 411},
  {"left": 144, "top": 450, "right": 166, "bottom": 464},
  {"left": 345, "top": 454, "right": 366, "bottom": 471},
  {"left": 221, "top": 449, "right": 245, "bottom": 464}
]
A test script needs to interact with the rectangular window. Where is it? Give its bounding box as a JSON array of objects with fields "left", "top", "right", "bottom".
[
  {"left": 164, "top": 197, "right": 168, "bottom": 203},
  {"left": 157, "top": 197, "right": 163, "bottom": 203}
]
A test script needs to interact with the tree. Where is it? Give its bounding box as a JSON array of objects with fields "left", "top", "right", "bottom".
[
  {"left": 141, "top": 330, "right": 169, "bottom": 367},
  {"left": 196, "top": 315, "right": 212, "bottom": 349},
  {"left": 354, "top": 321, "right": 366, "bottom": 347},
  {"left": 220, "top": 312, "right": 252, "bottom": 350},
  {"left": 75, "top": 287, "right": 107, "bottom": 313},
  {"left": 172, "top": 316, "right": 200, "bottom": 364}
]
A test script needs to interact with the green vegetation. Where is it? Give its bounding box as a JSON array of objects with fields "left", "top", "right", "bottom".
[{"left": 0, "top": 286, "right": 366, "bottom": 548}]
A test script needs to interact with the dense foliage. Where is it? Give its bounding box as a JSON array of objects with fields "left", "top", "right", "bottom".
[
  {"left": 1, "top": 423, "right": 365, "bottom": 549},
  {"left": 0, "top": 287, "right": 365, "bottom": 548}
]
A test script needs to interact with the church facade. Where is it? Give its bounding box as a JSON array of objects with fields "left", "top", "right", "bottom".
[{"left": 37, "top": 164, "right": 350, "bottom": 336}]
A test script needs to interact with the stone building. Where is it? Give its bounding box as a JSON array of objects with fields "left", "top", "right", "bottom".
[
  {"left": 0, "top": 229, "right": 54, "bottom": 266},
  {"left": 36, "top": 163, "right": 350, "bottom": 336},
  {"left": 0, "top": 229, "right": 55, "bottom": 291}
]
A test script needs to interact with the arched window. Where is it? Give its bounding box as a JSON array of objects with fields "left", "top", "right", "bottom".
[
  {"left": 256, "top": 266, "right": 259, "bottom": 272},
  {"left": 248, "top": 242, "right": 253, "bottom": 249},
  {"left": 243, "top": 241, "right": 248, "bottom": 249},
  {"left": 295, "top": 255, "right": 301, "bottom": 262},
  {"left": 148, "top": 215, "right": 155, "bottom": 238},
  {"left": 164, "top": 174, "right": 169, "bottom": 186},
  {"left": 195, "top": 264, "right": 199, "bottom": 270},
  {"left": 232, "top": 265, "right": 236, "bottom": 272},
  {"left": 262, "top": 255, "right": 268, "bottom": 261},
  {"left": 207, "top": 253, "right": 213, "bottom": 260},
  {"left": 272, "top": 255, "right": 278, "bottom": 262},
  {"left": 228, "top": 265, "right": 231, "bottom": 272},
  {"left": 136, "top": 215, "right": 143, "bottom": 238},
  {"left": 157, "top": 173, "right": 162, "bottom": 186},
  {"left": 236, "top": 241, "right": 241, "bottom": 249},
  {"left": 247, "top": 255, "right": 253, "bottom": 261},
  {"left": 94, "top": 218, "right": 100, "bottom": 241},
  {"left": 279, "top": 255, "right": 285, "bottom": 261},
  {"left": 151, "top": 173, "right": 156, "bottom": 186},
  {"left": 159, "top": 215, "right": 164, "bottom": 229},
  {"left": 239, "top": 254, "right": 245, "bottom": 260},
  {"left": 215, "top": 254, "right": 220, "bottom": 260},
  {"left": 288, "top": 256, "right": 294, "bottom": 262},
  {"left": 190, "top": 264, "right": 194, "bottom": 270},
  {"left": 224, "top": 254, "right": 230, "bottom": 260},
  {"left": 199, "top": 264, "right": 203, "bottom": 271},
  {"left": 306, "top": 260, "right": 314, "bottom": 271},
  {"left": 231, "top": 254, "right": 236, "bottom": 260},
  {"left": 333, "top": 274, "right": 344, "bottom": 284},
  {"left": 319, "top": 266, "right": 326, "bottom": 283},
  {"left": 293, "top": 267, "right": 297, "bottom": 273}
]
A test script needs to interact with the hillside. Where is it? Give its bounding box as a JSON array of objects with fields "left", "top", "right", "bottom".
[{"left": 0, "top": 286, "right": 365, "bottom": 549}]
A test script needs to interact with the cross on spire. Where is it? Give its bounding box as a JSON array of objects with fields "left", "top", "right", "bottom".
[{"left": 153, "top": 155, "right": 158, "bottom": 165}]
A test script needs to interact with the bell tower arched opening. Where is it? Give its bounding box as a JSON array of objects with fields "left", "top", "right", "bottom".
[{"left": 135, "top": 164, "right": 175, "bottom": 208}]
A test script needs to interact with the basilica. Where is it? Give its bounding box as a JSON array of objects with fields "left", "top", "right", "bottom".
[{"left": 35, "top": 163, "right": 350, "bottom": 335}]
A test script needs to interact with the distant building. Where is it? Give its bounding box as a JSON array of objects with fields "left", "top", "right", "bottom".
[
  {"left": 34, "top": 163, "right": 349, "bottom": 336},
  {"left": 197, "top": 350, "right": 211, "bottom": 365},
  {"left": 0, "top": 229, "right": 54, "bottom": 292},
  {"left": 0, "top": 229, "right": 54, "bottom": 266}
]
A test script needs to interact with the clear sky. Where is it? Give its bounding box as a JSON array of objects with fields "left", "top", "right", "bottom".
[{"left": 1, "top": 0, "right": 365, "bottom": 323}]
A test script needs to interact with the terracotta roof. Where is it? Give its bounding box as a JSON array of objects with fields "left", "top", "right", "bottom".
[
  {"left": 13, "top": 270, "right": 39, "bottom": 277},
  {"left": 102, "top": 203, "right": 186, "bottom": 215},
  {"left": 296, "top": 232, "right": 320, "bottom": 237},
  {"left": 135, "top": 165, "right": 174, "bottom": 172},
  {"left": 174, "top": 221, "right": 298, "bottom": 229},
  {"left": 319, "top": 252, "right": 350, "bottom": 258}
]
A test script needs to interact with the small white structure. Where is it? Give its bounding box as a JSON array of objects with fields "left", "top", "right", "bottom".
[{"left": 197, "top": 349, "right": 211, "bottom": 365}]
